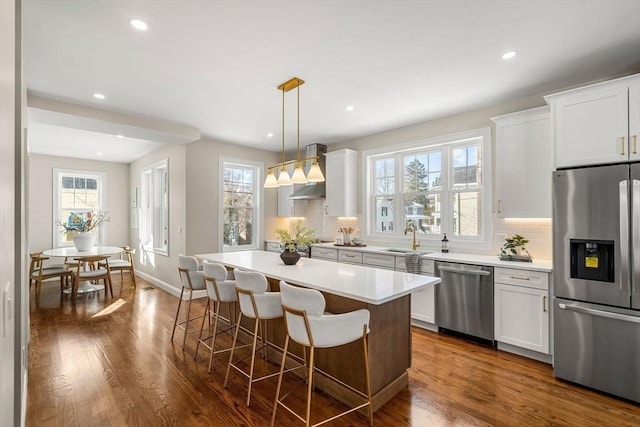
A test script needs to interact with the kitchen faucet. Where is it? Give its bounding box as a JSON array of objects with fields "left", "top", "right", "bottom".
[{"left": 404, "top": 222, "right": 420, "bottom": 251}]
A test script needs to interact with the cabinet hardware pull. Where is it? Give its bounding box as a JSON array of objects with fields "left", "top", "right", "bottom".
[
  {"left": 510, "top": 275, "right": 530, "bottom": 280},
  {"left": 621, "top": 136, "right": 626, "bottom": 155},
  {"left": 634, "top": 135, "right": 638, "bottom": 155},
  {"left": 543, "top": 295, "right": 547, "bottom": 312},
  {"left": 324, "top": 205, "right": 328, "bottom": 214},
  {"left": 498, "top": 199, "right": 501, "bottom": 214}
]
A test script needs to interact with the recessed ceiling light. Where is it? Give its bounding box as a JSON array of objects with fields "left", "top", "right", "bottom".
[
  {"left": 116, "top": 134, "right": 124, "bottom": 138},
  {"left": 129, "top": 19, "right": 148, "bottom": 31},
  {"left": 501, "top": 50, "right": 518, "bottom": 60},
  {"left": 345, "top": 105, "right": 355, "bottom": 112},
  {"left": 267, "top": 133, "right": 274, "bottom": 138},
  {"left": 93, "top": 93, "right": 105, "bottom": 100},
  {"left": 97, "top": 152, "right": 103, "bottom": 156}
]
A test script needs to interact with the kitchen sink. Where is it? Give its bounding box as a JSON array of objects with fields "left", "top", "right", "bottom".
[{"left": 381, "top": 248, "right": 430, "bottom": 255}]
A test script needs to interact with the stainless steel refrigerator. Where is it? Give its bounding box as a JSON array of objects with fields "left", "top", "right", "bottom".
[{"left": 553, "top": 164, "right": 640, "bottom": 403}]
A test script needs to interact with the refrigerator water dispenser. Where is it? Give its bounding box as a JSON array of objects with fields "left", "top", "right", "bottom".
[{"left": 569, "top": 239, "right": 614, "bottom": 283}]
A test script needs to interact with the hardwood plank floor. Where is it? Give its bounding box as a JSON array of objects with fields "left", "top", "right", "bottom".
[{"left": 27, "top": 275, "right": 640, "bottom": 426}]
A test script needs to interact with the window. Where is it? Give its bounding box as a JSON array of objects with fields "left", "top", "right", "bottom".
[
  {"left": 140, "top": 159, "right": 169, "bottom": 255},
  {"left": 365, "top": 128, "right": 491, "bottom": 248},
  {"left": 219, "top": 158, "right": 262, "bottom": 252},
  {"left": 53, "top": 169, "right": 106, "bottom": 247}
]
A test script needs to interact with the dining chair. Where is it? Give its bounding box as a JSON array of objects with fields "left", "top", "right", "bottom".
[
  {"left": 70, "top": 255, "right": 113, "bottom": 301},
  {"left": 172, "top": 255, "right": 207, "bottom": 351},
  {"left": 29, "top": 251, "right": 68, "bottom": 290},
  {"left": 98, "top": 246, "right": 136, "bottom": 289},
  {"left": 195, "top": 260, "right": 238, "bottom": 372},
  {"left": 271, "top": 281, "right": 373, "bottom": 427},
  {"left": 224, "top": 268, "right": 294, "bottom": 406},
  {"left": 30, "top": 255, "right": 72, "bottom": 303}
]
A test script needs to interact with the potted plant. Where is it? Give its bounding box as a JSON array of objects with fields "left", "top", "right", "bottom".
[
  {"left": 275, "top": 221, "right": 316, "bottom": 265},
  {"left": 498, "top": 234, "right": 533, "bottom": 262},
  {"left": 57, "top": 211, "right": 110, "bottom": 251}
]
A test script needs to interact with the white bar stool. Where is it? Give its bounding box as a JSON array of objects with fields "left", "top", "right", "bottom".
[
  {"left": 172, "top": 255, "right": 206, "bottom": 351},
  {"left": 271, "top": 281, "right": 373, "bottom": 427},
  {"left": 224, "top": 268, "right": 293, "bottom": 406},
  {"left": 195, "top": 260, "right": 238, "bottom": 373}
]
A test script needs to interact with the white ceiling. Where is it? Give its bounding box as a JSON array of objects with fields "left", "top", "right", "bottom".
[{"left": 23, "top": 0, "right": 640, "bottom": 163}]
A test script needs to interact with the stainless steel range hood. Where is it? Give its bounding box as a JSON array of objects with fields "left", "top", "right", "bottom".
[{"left": 288, "top": 143, "right": 327, "bottom": 200}]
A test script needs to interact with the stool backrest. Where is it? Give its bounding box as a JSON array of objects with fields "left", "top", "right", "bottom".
[
  {"left": 203, "top": 260, "right": 235, "bottom": 302},
  {"left": 280, "top": 281, "right": 326, "bottom": 346},
  {"left": 234, "top": 268, "right": 269, "bottom": 317},
  {"left": 178, "top": 254, "right": 204, "bottom": 290}
]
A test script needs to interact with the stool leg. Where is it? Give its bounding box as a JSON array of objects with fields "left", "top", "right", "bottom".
[
  {"left": 195, "top": 299, "right": 211, "bottom": 360},
  {"left": 207, "top": 300, "right": 222, "bottom": 372},
  {"left": 305, "top": 346, "right": 315, "bottom": 426},
  {"left": 246, "top": 317, "right": 261, "bottom": 406},
  {"left": 182, "top": 290, "right": 193, "bottom": 351},
  {"left": 363, "top": 330, "right": 373, "bottom": 426},
  {"left": 224, "top": 311, "right": 244, "bottom": 388},
  {"left": 270, "top": 335, "right": 290, "bottom": 427},
  {"left": 171, "top": 288, "right": 185, "bottom": 342}
]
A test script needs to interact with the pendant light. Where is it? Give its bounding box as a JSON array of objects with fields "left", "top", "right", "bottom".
[{"left": 264, "top": 77, "right": 324, "bottom": 187}]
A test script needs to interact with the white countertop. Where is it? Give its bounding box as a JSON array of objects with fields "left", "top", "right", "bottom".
[
  {"left": 311, "top": 242, "right": 553, "bottom": 272},
  {"left": 195, "top": 250, "right": 440, "bottom": 305}
]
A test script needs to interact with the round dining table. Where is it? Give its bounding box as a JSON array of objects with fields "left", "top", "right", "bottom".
[{"left": 42, "top": 246, "right": 124, "bottom": 295}]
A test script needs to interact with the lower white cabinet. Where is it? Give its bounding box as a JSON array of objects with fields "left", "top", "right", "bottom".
[
  {"left": 410, "top": 259, "right": 435, "bottom": 326},
  {"left": 494, "top": 267, "right": 550, "bottom": 355},
  {"left": 310, "top": 246, "right": 338, "bottom": 261}
]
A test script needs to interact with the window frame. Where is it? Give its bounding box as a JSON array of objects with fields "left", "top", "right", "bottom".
[
  {"left": 218, "top": 157, "right": 264, "bottom": 252},
  {"left": 140, "top": 159, "right": 169, "bottom": 256},
  {"left": 52, "top": 168, "right": 107, "bottom": 248},
  {"left": 364, "top": 127, "right": 492, "bottom": 250}
]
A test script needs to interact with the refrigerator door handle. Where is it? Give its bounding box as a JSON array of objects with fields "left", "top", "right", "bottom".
[
  {"left": 632, "top": 179, "right": 640, "bottom": 296},
  {"left": 558, "top": 302, "right": 640, "bottom": 324},
  {"left": 620, "top": 180, "right": 630, "bottom": 292}
]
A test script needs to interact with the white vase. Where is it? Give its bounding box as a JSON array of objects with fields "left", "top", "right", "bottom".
[{"left": 73, "top": 232, "right": 95, "bottom": 252}]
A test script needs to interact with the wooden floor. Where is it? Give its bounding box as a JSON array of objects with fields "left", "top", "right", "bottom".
[{"left": 27, "top": 275, "right": 640, "bottom": 426}]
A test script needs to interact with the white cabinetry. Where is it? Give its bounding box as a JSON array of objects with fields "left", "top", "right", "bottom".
[
  {"left": 277, "top": 164, "right": 304, "bottom": 217},
  {"left": 410, "top": 259, "right": 435, "bottom": 326},
  {"left": 362, "top": 253, "right": 395, "bottom": 270},
  {"left": 324, "top": 149, "right": 358, "bottom": 217},
  {"left": 545, "top": 74, "right": 640, "bottom": 168},
  {"left": 494, "top": 267, "right": 549, "bottom": 356},
  {"left": 310, "top": 246, "right": 338, "bottom": 261},
  {"left": 338, "top": 250, "right": 362, "bottom": 265},
  {"left": 492, "top": 106, "right": 551, "bottom": 217}
]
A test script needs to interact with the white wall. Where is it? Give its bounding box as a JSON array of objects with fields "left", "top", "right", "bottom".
[
  {"left": 27, "top": 154, "right": 130, "bottom": 253},
  {"left": 0, "top": 0, "right": 21, "bottom": 425}
]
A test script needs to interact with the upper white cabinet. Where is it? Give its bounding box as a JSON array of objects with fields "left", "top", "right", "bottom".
[
  {"left": 277, "top": 164, "right": 304, "bottom": 217},
  {"left": 492, "top": 106, "right": 551, "bottom": 218},
  {"left": 324, "top": 149, "right": 358, "bottom": 217},
  {"left": 545, "top": 73, "right": 640, "bottom": 168}
]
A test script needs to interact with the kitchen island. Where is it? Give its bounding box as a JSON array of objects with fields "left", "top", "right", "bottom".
[{"left": 195, "top": 250, "right": 440, "bottom": 411}]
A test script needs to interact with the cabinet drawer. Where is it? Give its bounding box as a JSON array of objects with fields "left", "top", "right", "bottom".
[
  {"left": 363, "top": 253, "right": 395, "bottom": 269},
  {"left": 339, "top": 250, "right": 363, "bottom": 264},
  {"left": 495, "top": 267, "right": 549, "bottom": 290},
  {"left": 311, "top": 247, "right": 338, "bottom": 261},
  {"left": 265, "top": 242, "right": 281, "bottom": 252}
]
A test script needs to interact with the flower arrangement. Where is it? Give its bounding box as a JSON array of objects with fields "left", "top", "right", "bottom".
[
  {"left": 499, "top": 234, "right": 533, "bottom": 262},
  {"left": 57, "top": 211, "right": 110, "bottom": 235},
  {"left": 275, "top": 221, "right": 316, "bottom": 253}
]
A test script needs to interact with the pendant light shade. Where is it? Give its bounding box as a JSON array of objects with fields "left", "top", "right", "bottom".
[
  {"left": 306, "top": 161, "right": 325, "bottom": 182},
  {"left": 291, "top": 163, "right": 307, "bottom": 184},
  {"left": 277, "top": 166, "right": 292, "bottom": 186},
  {"left": 264, "top": 169, "right": 278, "bottom": 188}
]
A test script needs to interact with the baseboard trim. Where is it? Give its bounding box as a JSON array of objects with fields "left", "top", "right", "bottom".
[{"left": 135, "top": 271, "right": 207, "bottom": 300}]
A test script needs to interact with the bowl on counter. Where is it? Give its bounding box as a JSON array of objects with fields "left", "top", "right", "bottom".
[{"left": 352, "top": 238, "right": 364, "bottom": 245}]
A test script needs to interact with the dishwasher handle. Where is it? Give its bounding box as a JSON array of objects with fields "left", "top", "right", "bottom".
[{"left": 437, "top": 265, "right": 491, "bottom": 276}]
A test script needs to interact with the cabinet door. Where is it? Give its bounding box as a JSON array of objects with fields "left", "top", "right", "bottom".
[
  {"left": 494, "top": 283, "right": 549, "bottom": 354},
  {"left": 494, "top": 107, "right": 551, "bottom": 217},
  {"left": 630, "top": 83, "right": 640, "bottom": 161},
  {"left": 554, "top": 85, "right": 628, "bottom": 168},
  {"left": 325, "top": 149, "right": 357, "bottom": 217},
  {"left": 277, "top": 164, "right": 303, "bottom": 217},
  {"left": 411, "top": 286, "right": 435, "bottom": 324}
]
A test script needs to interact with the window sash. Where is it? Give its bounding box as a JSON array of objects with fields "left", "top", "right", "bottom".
[{"left": 140, "top": 159, "right": 169, "bottom": 255}]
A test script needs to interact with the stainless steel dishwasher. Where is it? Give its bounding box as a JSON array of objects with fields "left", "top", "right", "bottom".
[{"left": 435, "top": 261, "right": 494, "bottom": 342}]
